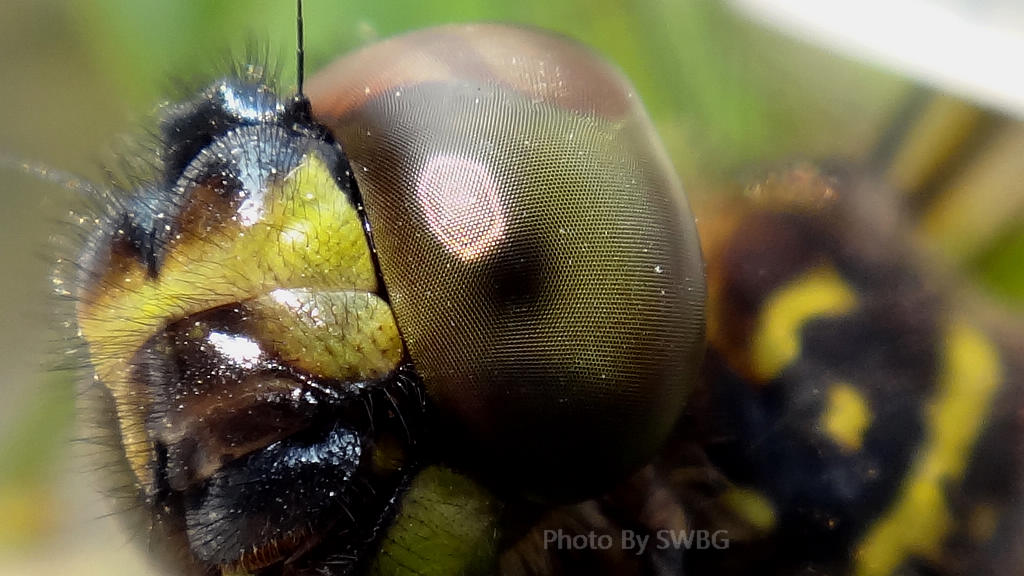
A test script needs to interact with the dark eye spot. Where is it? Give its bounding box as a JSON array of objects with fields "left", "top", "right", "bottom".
[{"left": 486, "top": 234, "right": 550, "bottom": 309}]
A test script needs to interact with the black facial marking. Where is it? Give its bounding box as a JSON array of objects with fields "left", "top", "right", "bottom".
[
  {"left": 129, "top": 298, "right": 429, "bottom": 571},
  {"left": 161, "top": 80, "right": 286, "bottom": 184},
  {"left": 134, "top": 304, "right": 364, "bottom": 492},
  {"left": 184, "top": 421, "right": 364, "bottom": 566},
  {"left": 98, "top": 79, "right": 361, "bottom": 280},
  {"left": 112, "top": 204, "right": 161, "bottom": 277}
]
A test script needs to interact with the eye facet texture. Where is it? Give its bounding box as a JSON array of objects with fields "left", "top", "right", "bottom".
[{"left": 309, "top": 24, "right": 706, "bottom": 497}]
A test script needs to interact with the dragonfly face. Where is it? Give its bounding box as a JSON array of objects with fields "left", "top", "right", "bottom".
[
  {"left": 56, "top": 10, "right": 1024, "bottom": 576},
  {"left": 71, "top": 23, "right": 706, "bottom": 575}
]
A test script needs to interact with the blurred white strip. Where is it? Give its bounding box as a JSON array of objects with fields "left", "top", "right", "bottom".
[{"left": 730, "top": 0, "right": 1024, "bottom": 119}]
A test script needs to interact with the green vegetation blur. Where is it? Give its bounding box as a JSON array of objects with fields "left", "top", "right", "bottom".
[{"left": 0, "top": 1, "right": 1018, "bottom": 575}]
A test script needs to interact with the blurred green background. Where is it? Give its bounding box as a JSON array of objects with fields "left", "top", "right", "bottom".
[{"left": 0, "top": 1, "right": 1019, "bottom": 575}]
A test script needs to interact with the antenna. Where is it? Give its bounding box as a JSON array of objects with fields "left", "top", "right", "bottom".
[
  {"left": 0, "top": 154, "right": 103, "bottom": 198},
  {"left": 296, "top": 0, "right": 305, "bottom": 98}
]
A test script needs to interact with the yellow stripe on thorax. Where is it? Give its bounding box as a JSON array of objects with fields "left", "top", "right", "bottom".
[
  {"left": 751, "top": 265, "right": 859, "bottom": 381},
  {"left": 719, "top": 485, "right": 778, "bottom": 534},
  {"left": 822, "top": 382, "right": 873, "bottom": 453},
  {"left": 854, "top": 320, "right": 1002, "bottom": 576}
]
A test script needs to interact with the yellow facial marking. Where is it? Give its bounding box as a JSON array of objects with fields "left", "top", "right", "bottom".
[
  {"left": 719, "top": 485, "right": 777, "bottom": 534},
  {"left": 854, "top": 320, "right": 1002, "bottom": 576},
  {"left": 751, "top": 265, "right": 858, "bottom": 381},
  {"left": 250, "top": 289, "right": 403, "bottom": 382},
  {"left": 77, "top": 154, "right": 380, "bottom": 486},
  {"left": 822, "top": 382, "right": 873, "bottom": 453}
]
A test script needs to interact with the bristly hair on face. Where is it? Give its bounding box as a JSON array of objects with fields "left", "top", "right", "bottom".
[{"left": 39, "top": 40, "right": 295, "bottom": 568}]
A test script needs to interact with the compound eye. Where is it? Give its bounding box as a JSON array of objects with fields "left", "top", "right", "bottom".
[{"left": 309, "top": 24, "right": 706, "bottom": 500}]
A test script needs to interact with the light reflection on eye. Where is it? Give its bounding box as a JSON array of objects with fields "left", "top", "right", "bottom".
[
  {"left": 208, "top": 331, "right": 263, "bottom": 369},
  {"left": 234, "top": 148, "right": 270, "bottom": 227},
  {"left": 270, "top": 288, "right": 303, "bottom": 309},
  {"left": 415, "top": 153, "right": 507, "bottom": 261},
  {"left": 218, "top": 83, "right": 282, "bottom": 123},
  {"left": 269, "top": 289, "right": 326, "bottom": 327}
]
